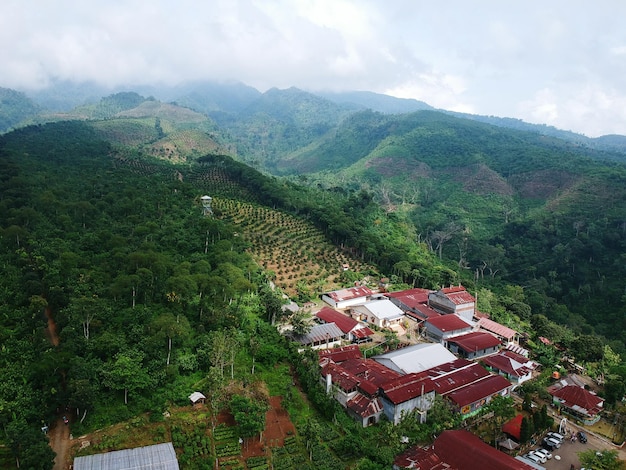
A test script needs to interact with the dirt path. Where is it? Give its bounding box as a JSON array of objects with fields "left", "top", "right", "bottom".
[
  {"left": 48, "top": 418, "right": 71, "bottom": 470},
  {"left": 44, "top": 306, "right": 71, "bottom": 469}
]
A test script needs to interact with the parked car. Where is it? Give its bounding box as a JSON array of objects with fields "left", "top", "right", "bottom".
[
  {"left": 529, "top": 450, "right": 547, "bottom": 463},
  {"left": 547, "top": 431, "right": 564, "bottom": 442},
  {"left": 523, "top": 453, "right": 542, "bottom": 464},
  {"left": 535, "top": 448, "right": 552, "bottom": 460},
  {"left": 577, "top": 431, "right": 588, "bottom": 443},
  {"left": 542, "top": 437, "right": 561, "bottom": 449}
]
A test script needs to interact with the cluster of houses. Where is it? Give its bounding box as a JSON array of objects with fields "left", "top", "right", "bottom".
[{"left": 293, "top": 284, "right": 604, "bottom": 434}]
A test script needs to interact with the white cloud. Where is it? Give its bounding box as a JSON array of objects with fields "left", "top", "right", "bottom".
[{"left": 1, "top": 0, "right": 626, "bottom": 136}]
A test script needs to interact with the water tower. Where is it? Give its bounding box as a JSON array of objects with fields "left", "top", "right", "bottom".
[{"left": 200, "top": 195, "right": 213, "bottom": 216}]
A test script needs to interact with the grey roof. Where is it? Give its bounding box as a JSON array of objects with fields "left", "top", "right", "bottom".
[
  {"left": 74, "top": 442, "right": 179, "bottom": 470},
  {"left": 373, "top": 343, "right": 457, "bottom": 374},
  {"left": 295, "top": 322, "right": 344, "bottom": 345}
]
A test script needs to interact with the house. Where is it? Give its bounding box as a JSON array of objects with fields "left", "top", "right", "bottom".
[
  {"left": 373, "top": 343, "right": 457, "bottom": 375},
  {"left": 424, "top": 315, "right": 473, "bottom": 343},
  {"left": 444, "top": 374, "right": 512, "bottom": 418},
  {"left": 548, "top": 383, "right": 604, "bottom": 425},
  {"left": 188, "top": 391, "right": 206, "bottom": 405},
  {"left": 394, "top": 430, "right": 537, "bottom": 470},
  {"left": 428, "top": 286, "right": 475, "bottom": 321},
  {"left": 482, "top": 350, "right": 537, "bottom": 386},
  {"left": 385, "top": 288, "right": 441, "bottom": 324},
  {"left": 379, "top": 373, "right": 436, "bottom": 424},
  {"left": 318, "top": 344, "right": 362, "bottom": 365},
  {"left": 74, "top": 442, "right": 179, "bottom": 470},
  {"left": 351, "top": 299, "right": 405, "bottom": 329},
  {"left": 293, "top": 322, "right": 344, "bottom": 350},
  {"left": 315, "top": 306, "right": 374, "bottom": 343},
  {"left": 476, "top": 317, "right": 519, "bottom": 344},
  {"left": 431, "top": 362, "right": 492, "bottom": 396},
  {"left": 446, "top": 331, "right": 501, "bottom": 359},
  {"left": 321, "top": 286, "right": 373, "bottom": 309}
]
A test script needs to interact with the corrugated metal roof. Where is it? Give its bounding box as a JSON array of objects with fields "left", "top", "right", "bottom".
[
  {"left": 447, "top": 331, "right": 501, "bottom": 352},
  {"left": 374, "top": 343, "right": 457, "bottom": 374},
  {"left": 316, "top": 306, "right": 359, "bottom": 333},
  {"left": 550, "top": 384, "right": 603, "bottom": 416},
  {"left": 427, "top": 315, "right": 473, "bottom": 332},
  {"left": 73, "top": 442, "right": 179, "bottom": 470},
  {"left": 296, "top": 323, "right": 344, "bottom": 345},
  {"left": 477, "top": 317, "right": 517, "bottom": 340},
  {"left": 318, "top": 345, "right": 362, "bottom": 363},
  {"left": 326, "top": 286, "right": 373, "bottom": 302},
  {"left": 432, "top": 363, "right": 491, "bottom": 395},
  {"left": 445, "top": 375, "right": 511, "bottom": 408},
  {"left": 381, "top": 374, "right": 435, "bottom": 404},
  {"left": 358, "top": 299, "right": 404, "bottom": 320}
]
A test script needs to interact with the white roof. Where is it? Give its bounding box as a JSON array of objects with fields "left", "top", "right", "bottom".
[
  {"left": 74, "top": 442, "right": 179, "bottom": 470},
  {"left": 189, "top": 392, "right": 206, "bottom": 403},
  {"left": 357, "top": 299, "right": 404, "bottom": 321},
  {"left": 373, "top": 343, "right": 457, "bottom": 374}
]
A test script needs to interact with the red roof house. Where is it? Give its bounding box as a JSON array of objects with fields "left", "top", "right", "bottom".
[
  {"left": 445, "top": 374, "right": 512, "bottom": 417},
  {"left": 446, "top": 331, "right": 501, "bottom": 359},
  {"left": 502, "top": 414, "right": 523, "bottom": 441},
  {"left": 549, "top": 384, "right": 604, "bottom": 424},
  {"left": 424, "top": 315, "right": 473, "bottom": 343},
  {"left": 316, "top": 306, "right": 374, "bottom": 342},
  {"left": 428, "top": 286, "right": 476, "bottom": 321},
  {"left": 321, "top": 286, "right": 373, "bottom": 309}
]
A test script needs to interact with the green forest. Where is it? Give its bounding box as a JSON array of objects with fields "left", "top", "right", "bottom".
[{"left": 1, "top": 87, "right": 626, "bottom": 468}]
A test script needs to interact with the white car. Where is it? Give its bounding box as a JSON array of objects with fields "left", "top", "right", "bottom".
[
  {"left": 534, "top": 448, "right": 552, "bottom": 460},
  {"left": 523, "top": 453, "right": 542, "bottom": 464},
  {"left": 529, "top": 450, "right": 547, "bottom": 464}
]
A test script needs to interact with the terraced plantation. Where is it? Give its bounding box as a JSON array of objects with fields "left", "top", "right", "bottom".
[{"left": 215, "top": 199, "right": 373, "bottom": 296}]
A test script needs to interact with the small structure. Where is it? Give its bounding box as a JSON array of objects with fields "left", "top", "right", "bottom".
[
  {"left": 476, "top": 317, "right": 519, "bottom": 344},
  {"left": 315, "top": 306, "right": 373, "bottom": 343},
  {"left": 424, "top": 314, "right": 473, "bottom": 343},
  {"left": 189, "top": 391, "right": 206, "bottom": 405},
  {"left": 428, "top": 286, "right": 476, "bottom": 321},
  {"left": 200, "top": 195, "right": 213, "bottom": 216},
  {"left": 74, "top": 442, "right": 179, "bottom": 470},
  {"left": 321, "top": 286, "right": 373, "bottom": 309},
  {"left": 351, "top": 299, "right": 404, "bottom": 329},
  {"left": 293, "top": 322, "right": 344, "bottom": 350},
  {"left": 548, "top": 383, "right": 604, "bottom": 425},
  {"left": 482, "top": 350, "right": 537, "bottom": 386},
  {"left": 446, "top": 331, "right": 501, "bottom": 359}
]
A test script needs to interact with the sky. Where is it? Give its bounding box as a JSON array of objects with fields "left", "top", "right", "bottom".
[{"left": 2, "top": 0, "right": 626, "bottom": 137}]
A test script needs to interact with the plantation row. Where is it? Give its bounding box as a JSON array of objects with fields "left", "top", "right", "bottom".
[{"left": 214, "top": 198, "right": 370, "bottom": 295}]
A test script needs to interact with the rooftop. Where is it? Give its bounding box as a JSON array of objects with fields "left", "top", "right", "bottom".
[
  {"left": 74, "top": 442, "right": 179, "bottom": 470},
  {"left": 325, "top": 286, "right": 373, "bottom": 302},
  {"left": 447, "top": 331, "right": 501, "bottom": 352},
  {"left": 426, "top": 315, "right": 473, "bottom": 332},
  {"left": 445, "top": 374, "right": 511, "bottom": 408},
  {"left": 374, "top": 343, "right": 457, "bottom": 374},
  {"left": 316, "top": 306, "right": 359, "bottom": 333}
]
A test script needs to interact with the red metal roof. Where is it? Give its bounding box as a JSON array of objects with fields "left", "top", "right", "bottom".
[
  {"left": 321, "top": 362, "right": 359, "bottom": 392},
  {"left": 445, "top": 374, "right": 511, "bottom": 408},
  {"left": 477, "top": 317, "right": 517, "bottom": 340},
  {"left": 432, "top": 430, "right": 535, "bottom": 470},
  {"left": 393, "top": 445, "right": 454, "bottom": 470},
  {"left": 426, "top": 314, "right": 472, "bottom": 332},
  {"left": 440, "top": 286, "right": 475, "bottom": 304},
  {"left": 447, "top": 331, "right": 501, "bottom": 352},
  {"left": 550, "top": 384, "right": 604, "bottom": 417},
  {"left": 432, "top": 363, "right": 491, "bottom": 395},
  {"left": 346, "top": 393, "right": 383, "bottom": 418},
  {"left": 351, "top": 327, "right": 374, "bottom": 338},
  {"left": 482, "top": 353, "right": 532, "bottom": 378},
  {"left": 326, "top": 286, "right": 373, "bottom": 302},
  {"left": 502, "top": 414, "right": 523, "bottom": 440},
  {"left": 316, "top": 306, "right": 359, "bottom": 333},
  {"left": 318, "top": 345, "right": 362, "bottom": 363},
  {"left": 385, "top": 288, "right": 432, "bottom": 306},
  {"left": 341, "top": 358, "right": 402, "bottom": 388},
  {"left": 381, "top": 374, "right": 435, "bottom": 404}
]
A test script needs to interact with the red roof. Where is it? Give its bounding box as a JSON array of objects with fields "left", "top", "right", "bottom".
[
  {"left": 316, "top": 306, "right": 359, "bottom": 333},
  {"left": 351, "top": 327, "right": 374, "bottom": 338},
  {"left": 393, "top": 445, "right": 453, "bottom": 470},
  {"left": 326, "top": 286, "right": 373, "bottom": 302},
  {"left": 431, "top": 363, "right": 491, "bottom": 395},
  {"left": 550, "top": 384, "right": 604, "bottom": 417},
  {"left": 482, "top": 353, "right": 532, "bottom": 378},
  {"left": 477, "top": 317, "right": 517, "bottom": 340},
  {"left": 386, "top": 288, "right": 432, "bottom": 306},
  {"left": 440, "top": 286, "right": 475, "bottom": 304},
  {"left": 346, "top": 393, "right": 383, "bottom": 418},
  {"left": 432, "top": 430, "right": 534, "bottom": 470},
  {"left": 426, "top": 315, "right": 472, "bottom": 332},
  {"left": 448, "top": 331, "right": 501, "bottom": 352},
  {"left": 381, "top": 374, "right": 435, "bottom": 404},
  {"left": 318, "top": 345, "right": 362, "bottom": 363},
  {"left": 445, "top": 374, "right": 511, "bottom": 408},
  {"left": 502, "top": 414, "right": 523, "bottom": 440},
  {"left": 341, "top": 358, "right": 402, "bottom": 388}
]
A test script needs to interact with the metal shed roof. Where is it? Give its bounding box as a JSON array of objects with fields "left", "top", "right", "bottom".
[{"left": 74, "top": 442, "right": 179, "bottom": 470}]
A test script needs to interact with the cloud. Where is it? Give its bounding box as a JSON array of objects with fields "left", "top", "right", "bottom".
[{"left": 1, "top": 0, "right": 626, "bottom": 136}]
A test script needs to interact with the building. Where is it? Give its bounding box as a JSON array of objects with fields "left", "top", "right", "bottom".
[
  {"left": 482, "top": 350, "right": 537, "bottom": 386},
  {"left": 444, "top": 374, "right": 512, "bottom": 418},
  {"left": 74, "top": 442, "right": 179, "bottom": 470},
  {"left": 476, "top": 317, "right": 519, "bottom": 344},
  {"left": 548, "top": 383, "right": 604, "bottom": 425},
  {"left": 385, "top": 288, "right": 440, "bottom": 322},
  {"left": 315, "top": 306, "right": 374, "bottom": 343},
  {"left": 446, "top": 331, "right": 501, "bottom": 359},
  {"left": 321, "top": 286, "right": 373, "bottom": 309},
  {"left": 373, "top": 343, "right": 458, "bottom": 375},
  {"left": 424, "top": 315, "right": 473, "bottom": 343},
  {"left": 428, "top": 286, "right": 476, "bottom": 321},
  {"left": 380, "top": 373, "right": 435, "bottom": 424},
  {"left": 351, "top": 299, "right": 405, "bottom": 329},
  {"left": 293, "top": 322, "right": 344, "bottom": 350}
]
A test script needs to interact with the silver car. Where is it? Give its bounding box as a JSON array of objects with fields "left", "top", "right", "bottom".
[{"left": 535, "top": 448, "right": 552, "bottom": 460}]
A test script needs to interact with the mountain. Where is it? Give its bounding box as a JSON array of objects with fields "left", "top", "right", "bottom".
[
  {"left": 317, "top": 90, "right": 434, "bottom": 114},
  {"left": 0, "top": 87, "right": 40, "bottom": 132}
]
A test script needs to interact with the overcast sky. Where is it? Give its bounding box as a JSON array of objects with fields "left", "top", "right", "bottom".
[{"left": 3, "top": 0, "right": 626, "bottom": 137}]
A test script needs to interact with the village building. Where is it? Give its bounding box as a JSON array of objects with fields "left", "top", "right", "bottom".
[
  {"left": 74, "top": 442, "right": 180, "bottom": 470},
  {"left": 548, "top": 382, "right": 604, "bottom": 425},
  {"left": 321, "top": 286, "right": 373, "bottom": 309},
  {"left": 444, "top": 374, "right": 513, "bottom": 418},
  {"left": 379, "top": 373, "right": 435, "bottom": 424},
  {"left": 318, "top": 344, "right": 362, "bottom": 365},
  {"left": 476, "top": 316, "right": 519, "bottom": 344},
  {"left": 428, "top": 286, "right": 476, "bottom": 321},
  {"left": 315, "top": 306, "right": 374, "bottom": 343},
  {"left": 293, "top": 322, "right": 344, "bottom": 350},
  {"left": 446, "top": 331, "right": 501, "bottom": 359},
  {"left": 373, "top": 343, "right": 457, "bottom": 375},
  {"left": 350, "top": 298, "right": 405, "bottom": 330},
  {"left": 188, "top": 391, "right": 206, "bottom": 405},
  {"left": 424, "top": 314, "right": 473, "bottom": 343},
  {"left": 482, "top": 350, "right": 537, "bottom": 387}
]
